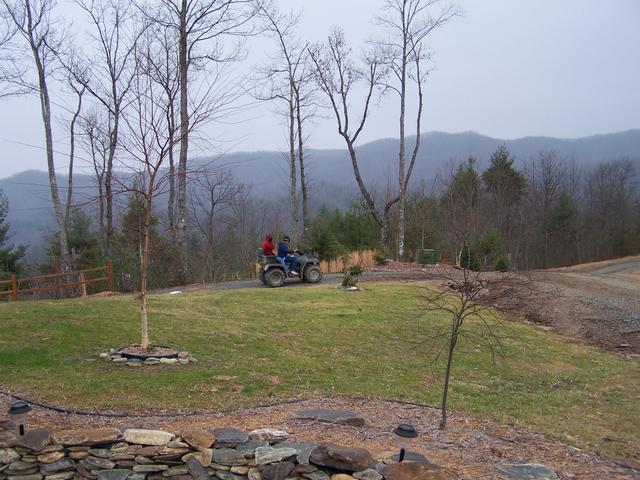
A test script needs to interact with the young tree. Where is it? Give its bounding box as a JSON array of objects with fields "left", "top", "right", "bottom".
[
  {"left": 423, "top": 259, "right": 522, "bottom": 429},
  {"left": 0, "top": 190, "right": 26, "bottom": 277},
  {"left": 374, "top": 0, "right": 458, "bottom": 259},
  {"left": 117, "top": 34, "right": 182, "bottom": 350},
  {"left": 2, "top": 0, "right": 71, "bottom": 272}
]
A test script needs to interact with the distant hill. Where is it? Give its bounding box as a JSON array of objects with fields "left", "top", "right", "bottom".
[{"left": 2, "top": 130, "right": 639, "bottom": 260}]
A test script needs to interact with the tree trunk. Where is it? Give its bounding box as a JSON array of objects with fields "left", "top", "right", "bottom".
[
  {"left": 167, "top": 101, "right": 176, "bottom": 239},
  {"left": 345, "top": 140, "right": 383, "bottom": 231},
  {"left": 397, "top": 38, "right": 407, "bottom": 260},
  {"left": 440, "top": 322, "right": 459, "bottom": 430},
  {"left": 176, "top": 0, "right": 189, "bottom": 285},
  {"left": 65, "top": 89, "right": 83, "bottom": 230},
  {"left": 139, "top": 194, "right": 152, "bottom": 351},
  {"left": 296, "top": 94, "right": 309, "bottom": 242},
  {"left": 105, "top": 110, "right": 118, "bottom": 255},
  {"left": 28, "top": 12, "right": 70, "bottom": 272},
  {"left": 288, "top": 94, "right": 298, "bottom": 238}
]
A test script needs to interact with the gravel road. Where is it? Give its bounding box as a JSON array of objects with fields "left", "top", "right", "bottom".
[{"left": 524, "top": 256, "right": 640, "bottom": 354}]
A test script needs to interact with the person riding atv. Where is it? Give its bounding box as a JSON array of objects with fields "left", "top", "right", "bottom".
[
  {"left": 257, "top": 235, "right": 323, "bottom": 287},
  {"left": 278, "top": 235, "right": 299, "bottom": 275}
]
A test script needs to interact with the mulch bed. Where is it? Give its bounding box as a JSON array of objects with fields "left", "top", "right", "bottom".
[{"left": 0, "top": 394, "right": 636, "bottom": 480}]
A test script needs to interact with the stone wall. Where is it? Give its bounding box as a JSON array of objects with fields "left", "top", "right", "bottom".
[{"left": 0, "top": 426, "right": 451, "bottom": 480}]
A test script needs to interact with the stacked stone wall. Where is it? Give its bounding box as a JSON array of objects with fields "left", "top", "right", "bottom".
[{"left": 0, "top": 426, "right": 454, "bottom": 480}]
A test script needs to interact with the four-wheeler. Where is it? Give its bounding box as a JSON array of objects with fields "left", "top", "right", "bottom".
[{"left": 257, "top": 249, "right": 323, "bottom": 288}]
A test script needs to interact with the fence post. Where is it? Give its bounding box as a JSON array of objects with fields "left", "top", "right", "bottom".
[
  {"left": 79, "top": 272, "right": 87, "bottom": 297},
  {"left": 107, "top": 260, "right": 114, "bottom": 291},
  {"left": 10, "top": 274, "right": 17, "bottom": 301}
]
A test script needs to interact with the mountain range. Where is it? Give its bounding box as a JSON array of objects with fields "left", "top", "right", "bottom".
[{"left": 2, "top": 129, "right": 639, "bottom": 261}]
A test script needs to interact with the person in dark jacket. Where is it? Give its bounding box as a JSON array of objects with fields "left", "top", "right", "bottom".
[
  {"left": 277, "top": 235, "right": 299, "bottom": 274},
  {"left": 261, "top": 234, "right": 276, "bottom": 255}
]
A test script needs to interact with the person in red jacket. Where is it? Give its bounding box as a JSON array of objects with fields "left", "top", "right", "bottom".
[{"left": 261, "top": 234, "right": 276, "bottom": 255}]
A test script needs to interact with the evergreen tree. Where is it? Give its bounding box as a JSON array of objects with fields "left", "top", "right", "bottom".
[
  {"left": 0, "top": 190, "right": 27, "bottom": 279},
  {"left": 482, "top": 146, "right": 526, "bottom": 204},
  {"left": 482, "top": 146, "right": 526, "bottom": 256}
]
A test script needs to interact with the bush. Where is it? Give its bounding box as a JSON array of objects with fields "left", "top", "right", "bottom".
[
  {"left": 342, "top": 263, "right": 364, "bottom": 288},
  {"left": 373, "top": 251, "right": 388, "bottom": 266},
  {"left": 495, "top": 254, "right": 510, "bottom": 272},
  {"left": 459, "top": 243, "right": 481, "bottom": 271}
]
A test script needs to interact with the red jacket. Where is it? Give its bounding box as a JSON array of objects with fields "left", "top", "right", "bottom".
[{"left": 262, "top": 235, "right": 275, "bottom": 255}]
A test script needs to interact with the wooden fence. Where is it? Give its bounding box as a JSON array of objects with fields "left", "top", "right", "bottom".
[{"left": 0, "top": 260, "right": 114, "bottom": 301}]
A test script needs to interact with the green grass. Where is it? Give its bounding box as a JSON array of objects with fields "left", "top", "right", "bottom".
[{"left": 0, "top": 283, "right": 638, "bottom": 463}]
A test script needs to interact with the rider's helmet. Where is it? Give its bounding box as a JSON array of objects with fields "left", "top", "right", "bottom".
[{"left": 283, "top": 235, "right": 291, "bottom": 242}]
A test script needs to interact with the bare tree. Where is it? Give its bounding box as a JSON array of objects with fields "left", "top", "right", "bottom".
[
  {"left": 143, "top": 0, "right": 262, "bottom": 285},
  {"left": 190, "top": 169, "right": 241, "bottom": 282},
  {"left": 145, "top": 24, "right": 180, "bottom": 239},
  {"left": 423, "top": 260, "right": 525, "bottom": 429},
  {"left": 310, "top": 29, "right": 398, "bottom": 247},
  {"left": 117, "top": 36, "right": 182, "bottom": 350},
  {"left": 66, "top": 0, "right": 141, "bottom": 255},
  {"left": 374, "top": 0, "right": 458, "bottom": 259},
  {"left": 256, "top": 5, "right": 316, "bottom": 240},
  {"left": 2, "top": 0, "right": 71, "bottom": 272},
  {"left": 78, "top": 109, "right": 110, "bottom": 254},
  {"left": 524, "top": 151, "right": 567, "bottom": 268},
  {"left": 0, "top": 6, "right": 22, "bottom": 96}
]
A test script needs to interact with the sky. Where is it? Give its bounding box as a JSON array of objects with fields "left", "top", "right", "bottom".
[{"left": 0, "top": 0, "right": 639, "bottom": 178}]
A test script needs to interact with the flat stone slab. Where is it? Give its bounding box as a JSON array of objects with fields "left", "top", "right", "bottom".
[
  {"left": 0, "top": 447, "right": 21, "bottom": 464},
  {"left": 309, "top": 444, "right": 372, "bottom": 472},
  {"left": 15, "top": 429, "right": 51, "bottom": 452},
  {"left": 495, "top": 464, "right": 558, "bottom": 480},
  {"left": 254, "top": 446, "right": 297, "bottom": 465},
  {"left": 273, "top": 442, "right": 318, "bottom": 465},
  {"left": 293, "top": 409, "right": 365, "bottom": 427},
  {"left": 123, "top": 430, "right": 174, "bottom": 446},
  {"left": 52, "top": 428, "right": 122, "bottom": 446},
  {"left": 212, "top": 428, "right": 248, "bottom": 447},
  {"left": 96, "top": 470, "right": 131, "bottom": 480},
  {"left": 248, "top": 429, "right": 288, "bottom": 444}
]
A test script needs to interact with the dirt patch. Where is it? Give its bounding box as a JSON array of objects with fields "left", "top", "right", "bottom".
[
  {"left": 516, "top": 263, "right": 640, "bottom": 354},
  {"left": 0, "top": 395, "right": 636, "bottom": 480}
]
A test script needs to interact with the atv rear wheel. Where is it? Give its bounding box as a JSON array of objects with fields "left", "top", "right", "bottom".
[
  {"left": 259, "top": 271, "right": 266, "bottom": 284},
  {"left": 304, "top": 265, "right": 323, "bottom": 283},
  {"left": 265, "top": 268, "right": 286, "bottom": 287}
]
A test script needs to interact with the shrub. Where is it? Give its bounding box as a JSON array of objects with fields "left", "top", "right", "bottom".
[
  {"left": 495, "top": 254, "right": 510, "bottom": 272},
  {"left": 342, "top": 263, "right": 364, "bottom": 288},
  {"left": 373, "top": 251, "right": 388, "bottom": 266}
]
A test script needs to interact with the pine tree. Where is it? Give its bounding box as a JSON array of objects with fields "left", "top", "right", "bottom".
[{"left": 0, "top": 190, "right": 27, "bottom": 278}]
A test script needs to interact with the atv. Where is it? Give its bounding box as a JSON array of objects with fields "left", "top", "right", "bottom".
[{"left": 257, "top": 249, "right": 323, "bottom": 288}]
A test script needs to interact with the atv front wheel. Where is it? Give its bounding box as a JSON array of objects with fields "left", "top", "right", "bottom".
[
  {"left": 304, "top": 265, "right": 323, "bottom": 283},
  {"left": 265, "top": 268, "right": 286, "bottom": 287}
]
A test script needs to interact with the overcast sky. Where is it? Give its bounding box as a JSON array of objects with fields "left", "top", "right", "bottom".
[{"left": 1, "top": 0, "right": 639, "bottom": 178}]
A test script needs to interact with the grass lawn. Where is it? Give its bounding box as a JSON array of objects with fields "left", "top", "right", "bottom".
[{"left": 0, "top": 282, "right": 638, "bottom": 463}]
